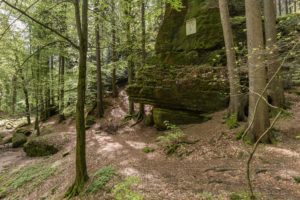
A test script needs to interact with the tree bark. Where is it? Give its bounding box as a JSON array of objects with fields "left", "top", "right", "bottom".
[
  {"left": 111, "top": 0, "right": 118, "bottom": 98},
  {"left": 125, "top": 0, "right": 135, "bottom": 115},
  {"left": 65, "top": 0, "right": 89, "bottom": 197},
  {"left": 138, "top": 0, "right": 146, "bottom": 119},
  {"left": 20, "top": 68, "right": 31, "bottom": 124},
  {"left": 264, "top": 0, "right": 285, "bottom": 107},
  {"left": 95, "top": 0, "right": 104, "bottom": 118},
  {"left": 11, "top": 74, "right": 17, "bottom": 115},
  {"left": 245, "top": 0, "right": 271, "bottom": 143},
  {"left": 58, "top": 56, "right": 65, "bottom": 121},
  {"left": 219, "top": 0, "right": 244, "bottom": 121}
]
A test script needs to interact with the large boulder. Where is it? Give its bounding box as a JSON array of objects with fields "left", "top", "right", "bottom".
[
  {"left": 15, "top": 127, "right": 32, "bottom": 136},
  {"left": 127, "top": 65, "right": 229, "bottom": 113},
  {"left": 23, "top": 133, "right": 69, "bottom": 157},
  {"left": 155, "top": 0, "right": 224, "bottom": 65},
  {"left": 12, "top": 132, "right": 27, "bottom": 148}
]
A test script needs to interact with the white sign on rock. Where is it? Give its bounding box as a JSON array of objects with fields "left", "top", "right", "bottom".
[{"left": 186, "top": 18, "right": 197, "bottom": 36}]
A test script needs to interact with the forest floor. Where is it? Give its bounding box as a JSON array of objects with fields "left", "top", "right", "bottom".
[{"left": 0, "top": 90, "right": 300, "bottom": 200}]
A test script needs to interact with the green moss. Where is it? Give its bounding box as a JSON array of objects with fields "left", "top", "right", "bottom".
[
  {"left": 12, "top": 132, "right": 27, "bottom": 148},
  {"left": 86, "top": 166, "right": 116, "bottom": 193},
  {"left": 142, "top": 147, "right": 155, "bottom": 153},
  {"left": 15, "top": 127, "right": 32, "bottom": 136},
  {"left": 23, "top": 134, "right": 67, "bottom": 157},
  {"left": 112, "top": 177, "right": 143, "bottom": 200}
]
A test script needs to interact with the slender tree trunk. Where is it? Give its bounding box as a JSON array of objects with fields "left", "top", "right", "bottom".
[
  {"left": 264, "top": 0, "right": 285, "bottom": 107},
  {"left": 58, "top": 56, "right": 66, "bottom": 121},
  {"left": 285, "top": 0, "right": 289, "bottom": 14},
  {"left": 278, "top": 0, "right": 282, "bottom": 16},
  {"left": 138, "top": 0, "right": 146, "bottom": 119},
  {"left": 65, "top": 0, "right": 89, "bottom": 197},
  {"left": 219, "top": 0, "right": 244, "bottom": 121},
  {"left": 50, "top": 56, "right": 55, "bottom": 106},
  {"left": 11, "top": 74, "right": 17, "bottom": 115},
  {"left": 95, "top": 0, "right": 104, "bottom": 118},
  {"left": 246, "top": 0, "right": 271, "bottom": 143},
  {"left": 35, "top": 53, "right": 41, "bottom": 136},
  {"left": 111, "top": 0, "right": 118, "bottom": 98},
  {"left": 125, "top": 0, "right": 135, "bottom": 115},
  {"left": 20, "top": 68, "right": 31, "bottom": 124}
]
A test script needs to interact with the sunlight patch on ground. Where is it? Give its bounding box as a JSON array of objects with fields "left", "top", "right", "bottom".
[
  {"left": 98, "top": 142, "right": 123, "bottom": 154},
  {"left": 265, "top": 147, "right": 299, "bottom": 157},
  {"left": 125, "top": 141, "right": 147, "bottom": 150}
]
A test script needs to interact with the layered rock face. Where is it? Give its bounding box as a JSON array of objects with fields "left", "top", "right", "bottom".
[{"left": 127, "top": 0, "right": 242, "bottom": 128}]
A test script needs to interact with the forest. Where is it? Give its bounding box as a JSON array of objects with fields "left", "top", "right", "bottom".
[{"left": 0, "top": 0, "right": 299, "bottom": 199}]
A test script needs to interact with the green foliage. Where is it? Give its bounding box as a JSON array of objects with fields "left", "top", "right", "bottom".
[
  {"left": 295, "top": 135, "right": 300, "bottom": 140},
  {"left": 225, "top": 114, "right": 239, "bottom": 129},
  {"left": 0, "top": 163, "right": 56, "bottom": 197},
  {"left": 157, "top": 121, "right": 186, "bottom": 155},
  {"left": 294, "top": 176, "right": 300, "bottom": 184},
  {"left": 142, "top": 147, "right": 155, "bottom": 153},
  {"left": 86, "top": 166, "right": 116, "bottom": 193},
  {"left": 112, "top": 177, "right": 143, "bottom": 200}
]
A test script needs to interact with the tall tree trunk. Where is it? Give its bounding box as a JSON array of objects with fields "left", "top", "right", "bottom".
[
  {"left": 285, "top": 0, "right": 289, "bottom": 14},
  {"left": 11, "top": 74, "right": 17, "bottom": 115},
  {"left": 95, "top": 0, "right": 104, "bottom": 117},
  {"left": 219, "top": 0, "right": 244, "bottom": 121},
  {"left": 35, "top": 53, "right": 41, "bottom": 136},
  {"left": 111, "top": 0, "right": 118, "bottom": 98},
  {"left": 245, "top": 0, "right": 271, "bottom": 143},
  {"left": 59, "top": 56, "right": 65, "bottom": 122},
  {"left": 278, "top": 0, "right": 282, "bottom": 16},
  {"left": 125, "top": 0, "right": 135, "bottom": 115},
  {"left": 65, "top": 0, "right": 89, "bottom": 197},
  {"left": 50, "top": 56, "right": 55, "bottom": 106},
  {"left": 20, "top": 68, "right": 31, "bottom": 124},
  {"left": 264, "top": 0, "right": 285, "bottom": 107},
  {"left": 138, "top": 0, "right": 146, "bottom": 120}
]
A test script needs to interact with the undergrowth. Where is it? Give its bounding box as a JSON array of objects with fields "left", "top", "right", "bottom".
[
  {"left": 0, "top": 163, "right": 56, "bottom": 197},
  {"left": 225, "top": 114, "right": 239, "bottom": 129},
  {"left": 112, "top": 176, "right": 143, "bottom": 200},
  {"left": 142, "top": 147, "right": 155, "bottom": 153},
  {"left": 157, "top": 121, "right": 187, "bottom": 155},
  {"left": 86, "top": 166, "right": 116, "bottom": 193}
]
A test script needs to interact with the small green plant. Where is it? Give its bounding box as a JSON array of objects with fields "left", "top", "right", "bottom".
[
  {"left": 142, "top": 147, "right": 155, "bottom": 153},
  {"left": 112, "top": 176, "right": 143, "bottom": 200},
  {"left": 295, "top": 135, "right": 300, "bottom": 140},
  {"left": 293, "top": 176, "right": 300, "bottom": 184},
  {"left": 225, "top": 114, "right": 239, "bottom": 129},
  {"left": 86, "top": 166, "right": 116, "bottom": 193},
  {"left": 157, "top": 121, "right": 186, "bottom": 155}
]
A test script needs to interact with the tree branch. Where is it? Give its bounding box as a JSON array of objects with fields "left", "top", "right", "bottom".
[{"left": 1, "top": 0, "right": 79, "bottom": 49}]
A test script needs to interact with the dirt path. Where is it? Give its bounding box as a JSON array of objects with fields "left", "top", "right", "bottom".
[{"left": 0, "top": 90, "right": 300, "bottom": 200}]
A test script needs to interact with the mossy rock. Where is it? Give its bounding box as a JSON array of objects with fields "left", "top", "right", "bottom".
[
  {"left": 144, "top": 113, "right": 154, "bottom": 126},
  {"left": 15, "top": 127, "right": 32, "bottom": 136},
  {"left": 153, "top": 108, "right": 211, "bottom": 130},
  {"left": 23, "top": 133, "right": 69, "bottom": 157},
  {"left": 127, "top": 66, "right": 229, "bottom": 113},
  {"left": 0, "top": 135, "right": 12, "bottom": 145},
  {"left": 12, "top": 132, "right": 27, "bottom": 148}
]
